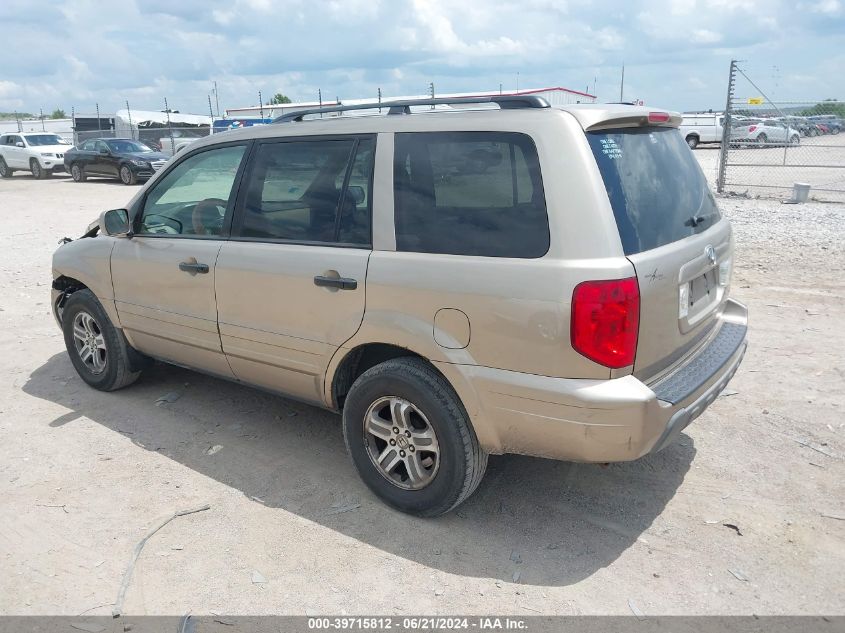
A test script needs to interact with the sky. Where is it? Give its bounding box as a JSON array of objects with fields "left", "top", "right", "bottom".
[{"left": 1, "top": 0, "right": 843, "bottom": 117}]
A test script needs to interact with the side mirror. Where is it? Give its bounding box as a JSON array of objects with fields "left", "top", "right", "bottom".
[
  {"left": 99, "top": 147, "right": 109, "bottom": 155},
  {"left": 347, "top": 185, "right": 366, "bottom": 205},
  {"left": 15, "top": 141, "right": 24, "bottom": 148},
  {"left": 99, "top": 208, "right": 132, "bottom": 237}
]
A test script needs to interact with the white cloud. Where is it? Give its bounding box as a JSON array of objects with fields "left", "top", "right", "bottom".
[
  {"left": 692, "top": 28, "right": 723, "bottom": 43},
  {"left": 810, "top": 0, "right": 842, "bottom": 14},
  {"left": 0, "top": 0, "right": 842, "bottom": 115}
]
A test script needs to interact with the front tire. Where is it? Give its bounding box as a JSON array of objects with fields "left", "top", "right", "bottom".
[
  {"left": 119, "top": 164, "right": 137, "bottom": 185},
  {"left": 685, "top": 135, "right": 699, "bottom": 150},
  {"left": 61, "top": 289, "right": 142, "bottom": 391},
  {"left": 70, "top": 163, "right": 87, "bottom": 182},
  {"left": 342, "top": 357, "right": 487, "bottom": 517},
  {"left": 0, "top": 157, "right": 12, "bottom": 178},
  {"left": 30, "top": 159, "right": 48, "bottom": 179}
]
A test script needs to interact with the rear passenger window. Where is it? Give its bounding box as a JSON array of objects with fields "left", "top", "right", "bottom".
[
  {"left": 393, "top": 132, "right": 548, "bottom": 258},
  {"left": 237, "top": 138, "right": 374, "bottom": 245}
]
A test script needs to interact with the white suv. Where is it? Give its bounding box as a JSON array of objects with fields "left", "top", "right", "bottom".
[{"left": 0, "top": 132, "right": 72, "bottom": 179}]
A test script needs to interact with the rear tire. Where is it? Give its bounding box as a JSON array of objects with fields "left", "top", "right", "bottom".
[
  {"left": 790, "top": 135, "right": 800, "bottom": 145},
  {"left": 685, "top": 135, "right": 699, "bottom": 150},
  {"left": 756, "top": 133, "right": 768, "bottom": 146},
  {"left": 30, "top": 159, "right": 48, "bottom": 179},
  {"left": 119, "top": 164, "right": 137, "bottom": 185},
  {"left": 70, "top": 163, "right": 87, "bottom": 182},
  {"left": 0, "top": 157, "right": 12, "bottom": 178},
  {"left": 342, "top": 357, "right": 487, "bottom": 517},
  {"left": 61, "top": 289, "right": 143, "bottom": 391}
]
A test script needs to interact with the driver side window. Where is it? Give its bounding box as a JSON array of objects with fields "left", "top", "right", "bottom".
[{"left": 137, "top": 145, "right": 246, "bottom": 237}]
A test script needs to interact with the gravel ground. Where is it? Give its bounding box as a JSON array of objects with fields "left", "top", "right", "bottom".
[{"left": 0, "top": 166, "right": 843, "bottom": 617}]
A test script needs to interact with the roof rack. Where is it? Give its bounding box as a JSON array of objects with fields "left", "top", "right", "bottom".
[{"left": 273, "top": 95, "right": 550, "bottom": 123}]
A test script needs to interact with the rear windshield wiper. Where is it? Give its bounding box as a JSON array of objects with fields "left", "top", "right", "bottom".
[{"left": 685, "top": 213, "right": 714, "bottom": 228}]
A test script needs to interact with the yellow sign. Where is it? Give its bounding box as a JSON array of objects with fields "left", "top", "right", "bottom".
[{"left": 747, "top": 97, "right": 763, "bottom": 105}]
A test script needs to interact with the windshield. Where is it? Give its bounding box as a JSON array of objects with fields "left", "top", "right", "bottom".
[
  {"left": 25, "top": 134, "right": 70, "bottom": 146},
  {"left": 587, "top": 127, "right": 721, "bottom": 255},
  {"left": 107, "top": 140, "right": 154, "bottom": 153}
]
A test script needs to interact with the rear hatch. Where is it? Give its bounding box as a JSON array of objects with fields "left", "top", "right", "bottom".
[{"left": 586, "top": 126, "right": 732, "bottom": 379}]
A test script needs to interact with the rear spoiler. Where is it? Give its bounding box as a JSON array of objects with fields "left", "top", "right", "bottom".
[{"left": 572, "top": 109, "right": 682, "bottom": 132}]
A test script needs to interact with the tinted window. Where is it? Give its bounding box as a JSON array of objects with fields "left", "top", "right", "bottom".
[
  {"left": 107, "top": 140, "right": 153, "bottom": 153},
  {"left": 24, "top": 134, "right": 67, "bottom": 146},
  {"left": 237, "top": 138, "right": 373, "bottom": 245},
  {"left": 137, "top": 145, "right": 246, "bottom": 237},
  {"left": 393, "top": 132, "right": 548, "bottom": 258},
  {"left": 587, "top": 127, "right": 721, "bottom": 255},
  {"left": 79, "top": 140, "right": 95, "bottom": 151}
]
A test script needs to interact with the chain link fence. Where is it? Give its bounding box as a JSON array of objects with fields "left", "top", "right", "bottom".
[{"left": 717, "top": 61, "right": 845, "bottom": 202}]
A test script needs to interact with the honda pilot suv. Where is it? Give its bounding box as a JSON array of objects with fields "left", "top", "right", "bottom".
[{"left": 51, "top": 96, "right": 748, "bottom": 516}]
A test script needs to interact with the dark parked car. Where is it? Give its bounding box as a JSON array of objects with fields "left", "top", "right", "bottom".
[
  {"left": 64, "top": 138, "right": 169, "bottom": 185},
  {"left": 809, "top": 116, "right": 842, "bottom": 134}
]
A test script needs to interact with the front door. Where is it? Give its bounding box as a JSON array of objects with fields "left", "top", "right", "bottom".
[
  {"left": 93, "top": 140, "right": 116, "bottom": 176},
  {"left": 111, "top": 143, "right": 249, "bottom": 377},
  {"left": 215, "top": 136, "right": 375, "bottom": 404}
]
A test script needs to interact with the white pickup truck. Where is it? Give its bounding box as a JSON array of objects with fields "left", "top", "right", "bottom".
[
  {"left": 679, "top": 112, "right": 725, "bottom": 149},
  {"left": 0, "top": 132, "right": 73, "bottom": 178}
]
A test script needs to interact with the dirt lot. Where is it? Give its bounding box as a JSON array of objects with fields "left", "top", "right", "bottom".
[{"left": 0, "top": 167, "right": 843, "bottom": 617}]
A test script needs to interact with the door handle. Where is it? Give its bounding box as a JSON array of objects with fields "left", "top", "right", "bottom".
[
  {"left": 179, "top": 261, "right": 209, "bottom": 274},
  {"left": 314, "top": 275, "right": 357, "bottom": 290}
]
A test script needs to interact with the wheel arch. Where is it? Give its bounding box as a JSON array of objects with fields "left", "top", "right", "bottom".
[
  {"left": 325, "top": 342, "right": 501, "bottom": 453},
  {"left": 52, "top": 238, "right": 120, "bottom": 326}
]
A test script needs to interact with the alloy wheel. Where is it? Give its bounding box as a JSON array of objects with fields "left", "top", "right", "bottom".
[
  {"left": 72, "top": 311, "right": 107, "bottom": 375},
  {"left": 363, "top": 396, "right": 440, "bottom": 490}
]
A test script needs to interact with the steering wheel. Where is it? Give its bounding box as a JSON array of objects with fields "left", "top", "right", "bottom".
[{"left": 192, "top": 198, "right": 227, "bottom": 236}]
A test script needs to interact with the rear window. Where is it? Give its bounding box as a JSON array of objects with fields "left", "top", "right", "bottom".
[
  {"left": 393, "top": 132, "right": 549, "bottom": 258},
  {"left": 587, "top": 127, "right": 721, "bottom": 255}
]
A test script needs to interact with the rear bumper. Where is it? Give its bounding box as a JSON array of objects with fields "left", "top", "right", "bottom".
[{"left": 450, "top": 298, "right": 748, "bottom": 462}]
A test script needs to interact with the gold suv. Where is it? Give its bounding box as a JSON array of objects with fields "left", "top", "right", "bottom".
[{"left": 51, "top": 96, "right": 748, "bottom": 516}]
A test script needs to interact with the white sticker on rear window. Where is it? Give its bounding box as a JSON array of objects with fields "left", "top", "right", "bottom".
[{"left": 599, "top": 138, "right": 622, "bottom": 159}]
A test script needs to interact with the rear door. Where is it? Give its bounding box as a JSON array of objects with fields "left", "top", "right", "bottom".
[
  {"left": 215, "top": 135, "right": 375, "bottom": 404},
  {"left": 7, "top": 135, "right": 25, "bottom": 167},
  {"left": 587, "top": 127, "right": 732, "bottom": 379}
]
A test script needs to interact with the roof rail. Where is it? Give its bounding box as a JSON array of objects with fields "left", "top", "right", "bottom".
[{"left": 273, "top": 95, "right": 550, "bottom": 123}]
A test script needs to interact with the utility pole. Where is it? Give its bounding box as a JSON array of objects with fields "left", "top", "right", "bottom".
[
  {"left": 259, "top": 90, "right": 264, "bottom": 119},
  {"left": 213, "top": 81, "right": 221, "bottom": 119},
  {"left": 429, "top": 82, "right": 434, "bottom": 109},
  {"left": 125, "top": 100, "right": 134, "bottom": 140},
  {"left": 717, "top": 60, "right": 738, "bottom": 193},
  {"left": 96, "top": 103, "right": 101, "bottom": 133},
  {"left": 40, "top": 108, "right": 45, "bottom": 131},
  {"left": 620, "top": 65, "right": 625, "bottom": 102},
  {"left": 164, "top": 97, "right": 175, "bottom": 156}
]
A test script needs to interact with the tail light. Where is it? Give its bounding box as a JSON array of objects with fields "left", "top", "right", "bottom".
[
  {"left": 748, "top": 125, "right": 757, "bottom": 133},
  {"left": 571, "top": 277, "right": 640, "bottom": 369},
  {"left": 648, "top": 111, "right": 670, "bottom": 123}
]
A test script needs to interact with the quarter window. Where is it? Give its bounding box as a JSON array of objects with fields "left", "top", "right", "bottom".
[
  {"left": 393, "top": 132, "right": 549, "bottom": 258},
  {"left": 136, "top": 145, "right": 246, "bottom": 237},
  {"left": 236, "top": 137, "right": 374, "bottom": 245}
]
